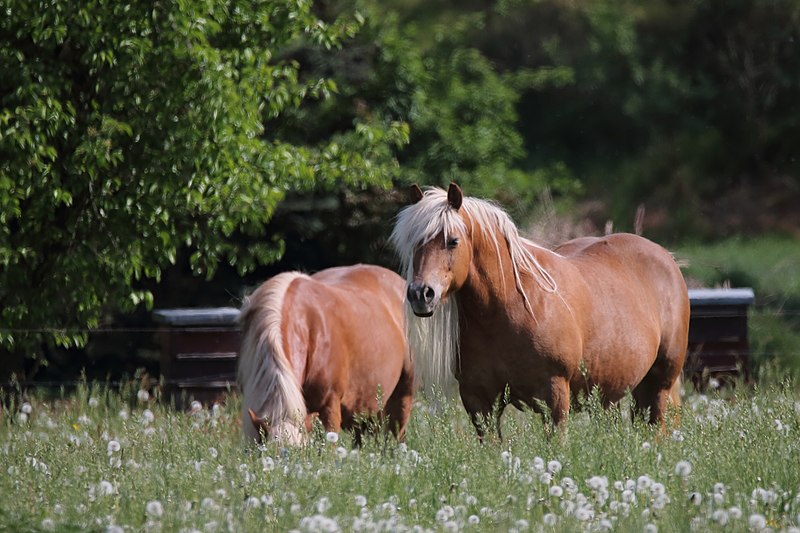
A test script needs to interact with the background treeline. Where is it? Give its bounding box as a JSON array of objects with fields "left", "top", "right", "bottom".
[{"left": 1, "top": 0, "right": 799, "bottom": 377}]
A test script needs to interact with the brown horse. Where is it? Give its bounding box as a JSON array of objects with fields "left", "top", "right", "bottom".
[
  {"left": 237, "top": 264, "right": 414, "bottom": 445},
  {"left": 390, "top": 184, "right": 688, "bottom": 437}
]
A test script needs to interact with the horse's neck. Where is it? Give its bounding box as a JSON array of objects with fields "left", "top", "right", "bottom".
[{"left": 462, "top": 230, "right": 537, "bottom": 313}]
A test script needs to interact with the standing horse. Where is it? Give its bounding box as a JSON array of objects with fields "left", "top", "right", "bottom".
[
  {"left": 390, "top": 184, "right": 688, "bottom": 437},
  {"left": 237, "top": 264, "right": 414, "bottom": 445}
]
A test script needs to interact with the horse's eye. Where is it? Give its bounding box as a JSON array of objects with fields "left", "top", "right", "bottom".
[{"left": 447, "top": 238, "right": 460, "bottom": 249}]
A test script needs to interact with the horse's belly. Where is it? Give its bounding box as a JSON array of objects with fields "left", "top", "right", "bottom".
[{"left": 579, "top": 341, "right": 659, "bottom": 400}]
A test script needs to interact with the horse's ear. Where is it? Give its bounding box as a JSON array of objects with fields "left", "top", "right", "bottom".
[
  {"left": 248, "top": 408, "right": 268, "bottom": 434},
  {"left": 409, "top": 184, "right": 423, "bottom": 204},
  {"left": 447, "top": 182, "right": 463, "bottom": 210}
]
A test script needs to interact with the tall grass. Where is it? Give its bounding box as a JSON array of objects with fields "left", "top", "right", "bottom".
[{"left": 2, "top": 382, "right": 800, "bottom": 532}]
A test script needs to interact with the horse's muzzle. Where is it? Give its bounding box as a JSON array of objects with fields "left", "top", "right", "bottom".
[{"left": 407, "top": 282, "right": 438, "bottom": 317}]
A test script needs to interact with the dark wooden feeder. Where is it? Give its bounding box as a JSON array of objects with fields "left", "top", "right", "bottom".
[
  {"left": 686, "top": 288, "right": 755, "bottom": 386},
  {"left": 153, "top": 307, "right": 241, "bottom": 406}
]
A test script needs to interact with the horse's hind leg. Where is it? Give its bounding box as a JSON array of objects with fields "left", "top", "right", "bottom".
[
  {"left": 384, "top": 367, "right": 415, "bottom": 442},
  {"left": 633, "top": 348, "right": 684, "bottom": 427}
]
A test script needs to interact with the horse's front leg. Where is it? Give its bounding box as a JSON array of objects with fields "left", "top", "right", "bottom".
[
  {"left": 460, "top": 389, "right": 505, "bottom": 442},
  {"left": 543, "top": 376, "right": 571, "bottom": 427},
  {"left": 319, "top": 399, "right": 343, "bottom": 436}
]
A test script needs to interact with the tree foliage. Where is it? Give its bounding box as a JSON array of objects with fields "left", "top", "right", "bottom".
[
  {"left": 475, "top": 0, "right": 800, "bottom": 236},
  {"left": 0, "top": 0, "right": 407, "bottom": 359}
]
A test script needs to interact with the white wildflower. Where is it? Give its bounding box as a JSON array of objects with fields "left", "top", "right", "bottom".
[
  {"left": 137, "top": 389, "right": 150, "bottom": 403},
  {"left": 21, "top": 402, "right": 33, "bottom": 414},
  {"left": 325, "top": 432, "right": 339, "bottom": 444}
]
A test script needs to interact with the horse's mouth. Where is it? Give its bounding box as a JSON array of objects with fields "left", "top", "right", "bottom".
[{"left": 412, "top": 309, "right": 434, "bottom": 318}]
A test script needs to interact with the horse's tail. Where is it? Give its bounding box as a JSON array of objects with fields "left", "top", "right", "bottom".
[{"left": 238, "top": 272, "right": 309, "bottom": 444}]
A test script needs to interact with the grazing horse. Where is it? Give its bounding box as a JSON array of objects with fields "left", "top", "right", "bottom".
[
  {"left": 237, "top": 264, "right": 414, "bottom": 445},
  {"left": 390, "top": 184, "right": 688, "bottom": 437}
]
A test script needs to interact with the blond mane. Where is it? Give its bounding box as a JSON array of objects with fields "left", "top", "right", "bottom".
[
  {"left": 238, "top": 272, "right": 309, "bottom": 444},
  {"left": 390, "top": 186, "right": 558, "bottom": 395}
]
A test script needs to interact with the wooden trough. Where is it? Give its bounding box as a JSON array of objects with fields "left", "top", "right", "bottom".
[{"left": 154, "top": 288, "right": 755, "bottom": 403}]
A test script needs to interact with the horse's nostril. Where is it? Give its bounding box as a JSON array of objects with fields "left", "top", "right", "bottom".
[{"left": 423, "top": 286, "right": 436, "bottom": 303}]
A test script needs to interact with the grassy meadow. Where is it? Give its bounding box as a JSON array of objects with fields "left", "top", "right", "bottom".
[{"left": 2, "top": 381, "right": 800, "bottom": 533}]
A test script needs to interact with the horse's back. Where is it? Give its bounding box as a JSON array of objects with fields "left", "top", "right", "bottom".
[
  {"left": 556, "top": 233, "right": 685, "bottom": 298},
  {"left": 311, "top": 264, "right": 406, "bottom": 302}
]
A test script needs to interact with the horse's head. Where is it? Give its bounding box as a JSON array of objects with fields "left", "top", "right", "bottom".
[
  {"left": 246, "top": 408, "right": 305, "bottom": 445},
  {"left": 393, "top": 183, "right": 472, "bottom": 317}
]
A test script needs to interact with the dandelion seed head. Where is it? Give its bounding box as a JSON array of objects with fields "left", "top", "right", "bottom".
[
  {"left": 468, "top": 514, "right": 480, "bottom": 525},
  {"left": 644, "top": 523, "right": 657, "bottom": 533},
  {"left": 549, "top": 485, "right": 563, "bottom": 498},
  {"left": 88, "top": 397, "right": 99, "bottom": 408},
  {"left": 748, "top": 513, "right": 766, "bottom": 531},
  {"left": 141, "top": 409, "right": 154, "bottom": 424},
  {"left": 98, "top": 480, "right": 114, "bottom": 496},
  {"left": 244, "top": 496, "right": 260, "bottom": 509},
  {"left": 543, "top": 513, "right": 557, "bottom": 526},
  {"left": 21, "top": 402, "right": 33, "bottom": 414},
  {"left": 711, "top": 509, "right": 728, "bottom": 525},
  {"left": 671, "top": 429, "right": 684, "bottom": 442},
  {"left": 118, "top": 409, "right": 128, "bottom": 420},
  {"left": 675, "top": 460, "right": 692, "bottom": 478},
  {"left": 41, "top": 518, "right": 55, "bottom": 531},
  {"left": 137, "top": 390, "right": 150, "bottom": 403},
  {"left": 145, "top": 500, "right": 163, "bottom": 518},
  {"left": 547, "top": 460, "right": 562, "bottom": 474},
  {"left": 16, "top": 413, "right": 28, "bottom": 424},
  {"left": 336, "top": 446, "right": 347, "bottom": 459},
  {"left": 325, "top": 432, "right": 339, "bottom": 444}
]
